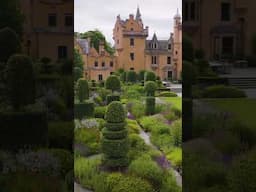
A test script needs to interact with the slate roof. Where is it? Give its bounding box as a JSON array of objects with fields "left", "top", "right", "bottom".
[{"left": 76, "top": 39, "right": 89, "bottom": 54}]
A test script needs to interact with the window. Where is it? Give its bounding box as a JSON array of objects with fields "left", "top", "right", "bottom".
[
  {"left": 58, "top": 46, "right": 67, "bottom": 59},
  {"left": 98, "top": 74, "right": 103, "bottom": 81},
  {"left": 117, "top": 39, "right": 119, "bottom": 44},
  {"left": 222, "top": 36, "right": 234, "bottom": 57},
  {"left": 130, "top": 38, "right": 134, "bottom": 46},
  {"left": 110, "top": 72, "right": 114, "bottom": 75},
  {"left": 131, "top": 28, "right": 134, "bottom": 31},
  {"left": 221, "top": 2, "right": 231, "bottom": 21},
  {"left": 168, "top": 44, "right": 171, "bottom": 50},
  {"left": 130, "top": 67, "right": 134, "bottom": 70},
  {"left": 151, "top": 56, "right": 157, "bottom": 64},
  {"left": 130, "top": 53, "right": 134, "bottom": 60},
  {"left": 102, "top": 62, "right": 105, "bottom": 67},
  {"left": 94, "top": 61, "right": 98, "bottom": 67},
  {"left": 65, "top": 14, "right": 73, "bottom": 26},
  {"left": 48, "top": 14, "right": 57, "bottom": 27},
  {"left": 154, "top": 43, "right": 157, "bottom": 49},
  {"left": 110, "top": 61, "right": 114, "bottom": 67},
  {"left": 176, "top": 51, "right": 178, "bottom": 55},
  {"left": 167, "top": 56, "right": 171, "bottom": 64}
]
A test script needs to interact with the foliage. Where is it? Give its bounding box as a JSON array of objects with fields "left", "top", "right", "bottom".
[
  {"left": 128, "top": 154, "right": 163, "bottom": 188},
  {"left": 94, "top": 106, "right": 107, "bottom": 118},
  {"left": 127, "top": 100, "right": 145, "bottom": 119},
  {"left": 126, "top": 119, "right": 140, "bottom": 134},
  {"left": 106, "top": 94, "right": 120, "bottom": 105},
  {"left": 170, "top": 120, "right": 182, "bottom": 147},
  {"left": 105, "top": 101, "right": 125, "bottom": 123},
  {"left": 202, "top": 85, "right": 246, "bottom": 98},
  {"left": 167, "top": 148, "right": 182, "bottom": 169},
  {"left": 144, "top": 81, "right": 157, "bottom": 96},
  {"left": 74, "top": 101, "right": 94, "bottom": 119},
  {"left": 145, "top": 71, "right": 156, "bottom": 81},
  {"left": 126, "top": 70, "right": 137, "bottom": 82},
  {"left": 74, "top": 67, "right": 83, "bottom": 83},
  {"left": 105, "top": 75, "right": 121, "bottom": 92},
  {"left": 98, "top": 88, "right": 112, "bottom": 102},
  {"left": 77, "top": 79, "right": 89, "bottom": 102},
  {"left": 6, "top": 54, "right": 35, "bottom": 109},
  {"left": 158, "top": 91, "right": 177, "bottom": 97},
  {"left": 0, "top": 27, "right": 21, "bottom": 63},
  {"left": 80, "top": 30, "right": 115, "bottom": 55},
  {"left": 183, "top": 34, "right": 194, "bottom": 62},
  {"left": 138, "top": 70, "right": 146, "bottom": 81},
  {"left": 160, "top": 171, "right": 181, "bottom": 192},
  {"left": 145, "top": 97, "right": 155, "bottom": 115}
]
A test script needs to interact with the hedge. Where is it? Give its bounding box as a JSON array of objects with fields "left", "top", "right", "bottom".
[
  {"left": 144, "top": 71, "right": 156, "bottom": 81},
  {"left": 105, "top": 75, "right": 121, "bottom": 92},
  {"left": 106, "top": 95, "right": 120, "bottom": 105},
  {"left": 94, "top": 106, "right": 107, "bottom": 118},
  {"left": 105, "top": 102, "right": 125, "bottom": 123},
  {"left": 105, "top": 122, "right": 127, "bottom": 131},
  {"left": 202, "top": 85, "right": 246, "bottom": 98},
  {"left": 102, "top": 138, "right": 129, "bottom": 157},
  {"left": 158, "top": 91, "right": 177, "bottom": 97},
  {"left": 102, "top": 128, "right": 128, "bottom": 139},
  {"left": 74, "top": 101, "right": 94, "bottom": 119},
  {"left": 77, "top": 79, "right": 89, "bottom": 102},
  {"left": 0, "top": 111, "right": 47, "bottom": 150},
  {"left": 145, "top": 97, "right": 155, "bottom": 115},
  {"left": 144, "top": 81, "right": 157, "bottom": 96}
]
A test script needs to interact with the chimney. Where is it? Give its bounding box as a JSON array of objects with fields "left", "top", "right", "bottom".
[{"left": 129, "top": 14, "right": 134, "bottom": 20}]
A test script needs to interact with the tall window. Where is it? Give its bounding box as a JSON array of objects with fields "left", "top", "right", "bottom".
[
  {"left": 58, "top": 46, "right": 67, "bottom": 59},
  {"left": 167, "top": 56, "right": 171, "bottom": 64},
  {"left": 221, "top": 2, "right": 231, "bottom": 21},
  {"left": 168, "top": 44, "right": 171, "bottom": 50},
  {"left": 130, "top": 38, "right": 134, "bottom": 46},
  {"left": 130, "top": 53, "right": 134, "bottom": 60},
  {"left": 222, "top": 36, "right": 234, "bottom": 57},
  {"left": 183, "top": 1, "right": 198, "bottom": 21},
  {"left": 110, "top": 61, "right": 114, "bottom": 67},
  {"left": 98, "top": 74, "right": 103, "bottom": 81},
  {"left": 94, "top": 61, "right": 98, "bottom": 67},
  {"left": 151, "top": 56, "right": 157, "bottom": 64},
  {"left": 65, "top": 14, "right": 73, "bottom": 26},
  {"left": 102, "top": 62, "right": 105, "bottom": 67},
  {"left": 48, "top": 13, "right": 57, "bottom": 27}
]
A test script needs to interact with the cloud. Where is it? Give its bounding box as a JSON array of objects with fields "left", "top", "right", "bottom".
[{"left": 75, "top": 0, "right": 181, "bottom": 44}]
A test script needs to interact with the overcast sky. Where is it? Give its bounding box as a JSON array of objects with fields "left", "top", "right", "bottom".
[{"left": 75, "top": 0, "right": 181, "bottom": 45}]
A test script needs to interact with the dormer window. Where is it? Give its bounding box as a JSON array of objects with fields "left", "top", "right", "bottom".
[
  {"left": 154, "top": 43, "right": 157, "bottom": 49},
  {"left": 168, "top": 44, "right": 171, "bottom": 50}
]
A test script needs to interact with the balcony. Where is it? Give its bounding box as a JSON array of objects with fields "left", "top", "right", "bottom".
[
  {"left": 89, "top": 66, "right": 110, "bottom": 71},
  {"left": 123, "top": 29, "right": 148, "bottom": 37},
  {"left": 151, "top": 64, "right": 158, "bottom": 69}
]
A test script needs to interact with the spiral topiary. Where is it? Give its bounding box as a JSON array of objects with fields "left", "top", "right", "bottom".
[
  {"left": 102, "top": 101, "right": 129, "bottom": 168},
  {"left": 105, "top": 75, "right": 121, "bottom": 92}
]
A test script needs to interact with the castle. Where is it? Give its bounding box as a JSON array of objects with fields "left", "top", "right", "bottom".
[{"left": 76, "top": 7, "right": 182, "bottom": 81}]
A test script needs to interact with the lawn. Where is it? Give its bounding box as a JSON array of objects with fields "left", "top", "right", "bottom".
[
  {"left": 207, "top": 98, "right": 256, "bottom": 129},
  {"left": 161, "top": 97, "right": 182, "bottom": 110}
]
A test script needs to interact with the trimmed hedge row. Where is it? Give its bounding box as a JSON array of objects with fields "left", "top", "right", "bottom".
[
  {"left": 74, "top": 101, "right": 94, "bottom": 119},
  {"left": 102, "top": 128, "right": 128, "bottom": 139}
]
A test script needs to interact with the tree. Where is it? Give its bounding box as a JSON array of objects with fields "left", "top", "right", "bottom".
[
  {"left": 6, "top": 54, "right": 35, "bottom": 110},
  {"left": 0, "top": 0, "right": 24, "bottom": 38},
  {"left": 102, "top": 101, "right": 129, "bottom": 169},
  {"left": 74, "top": 67, "right": 83, "bottom": 82},
  {"left": 81, "top": 30, "right": 115, "bottom": 55},
  {"left": 105, "top": 75, "right": 121, "bottom": 93},
  {"left": 126, "top": 71, "right": 137, "bottom": 83},
  {"left": 144, "top": 81, "right": 157, "bottom": 96},
  {"left": 144, "top": 71, "right": 156, "bottom": 82}
]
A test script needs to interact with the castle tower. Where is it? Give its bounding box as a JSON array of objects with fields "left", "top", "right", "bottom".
[
  {"left": 113, "top": 7, "right": 148, "bottom": 71},
  {"left": 173, "top": 9, "right": 182, "bottom": 80}
]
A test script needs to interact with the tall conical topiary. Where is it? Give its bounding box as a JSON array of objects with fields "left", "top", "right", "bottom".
[
  {"left": 77, "top": 78, "right": 89, "bottom": 102},
  {"left": 105, "top": 75, "right": 121, "bottom": 93},
  {"left": 144, "top": 81, "right": 156, "bottom": 115},
  {"left": 102, "top": 101, "right": 129, "bottom": 169}
]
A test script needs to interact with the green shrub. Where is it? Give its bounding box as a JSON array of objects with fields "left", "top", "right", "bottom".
[
  {"left": 106, "top": 94, "right": 120, "bottom": 105},
  {"left": 105, "top": 101, "right": 125, "bottom": 123},
  {"left": 145, "top": 71, "right": 156, "bottom": 81},
  {"left": 128, "top": 100, "right": 145, "bottom": 119},
  {"left": 77, "top": 79, "right": 89, "bottom": 102},
  {"left": 145, "top": 97, "right": 155, "bottom": 115},
  {"left": 128, "top": 154, "right": 163, "bottom": 188},
  {"left": 167, "top": 148, "right": 182, "bottom": 170},
  {"left": 102, "top": 101, "right": 129, "bottom": 168},
  {"left": 105, "top": 75, "right": 121, "bottom": 92},
  {"left": 98, "top": 88, "right": 112, "bottom": 101},
  {"left": 170, "top": 120, "right": 182, "bottom": 147},
  {"left": 171, "top": 107, "right": 182, "bottom": 118},
  {"left": 65, "top": 170, "right": 74, "bottom": 192},
  {"left": 144, "top": 81, "right": 157, "bottom": 96},
  {"left": 127, "top": 71, "right": 137, "bottom": 82},
  {"left": 74, "top": 101, "right": 94, "bottom": 119},
  {"left": 6, "top": 54, "right": 35, "bottom": 109},
  {"left": 0, "top": 27, "right": 21, "bottom": 62},
  {"left": 93, "top": 96, "right": 103, "bottom": 106},
  {"left": 158, "top": 91, "right": 177, "bottom": 97},
  {"left": 160, "top": 171, "right": 181, "bottom": 192},
  {"left": 202, "top": 85, "right": 246, "bottom": 98},
  {"left": 48, "top": 121, "right": 73, "bottom": 150},
  {"left": 112, "top": 176, "right": 153, "bottom": 192},
  {"left": 94, "top": 106, "right": 106, "bottom": 118},
  {"left": 126, "top": 119, "right": 140, "bottom": 134}
]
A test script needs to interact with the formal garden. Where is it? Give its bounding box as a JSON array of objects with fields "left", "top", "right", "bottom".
[
  {"left": 0, "top": 27, "right": 73, "bottom": 191},
  {"left": 74, "top": 70, "right": 182, "bottom": 192}
]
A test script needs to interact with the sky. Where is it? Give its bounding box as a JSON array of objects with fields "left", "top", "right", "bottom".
[{"left": 75, "top": 0, "right": 182, "bottom": 45}]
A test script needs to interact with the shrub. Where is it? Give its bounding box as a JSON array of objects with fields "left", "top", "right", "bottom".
[
  {"left": 167, "top": 148, "right": 182, "bottom": 170},
  {"left": 128, "top": 100, "right": 145, "bottom": 119},
  {"left": 65, "top": 170, "right": 74, "bottom": 192},
  {"left": 183, "top": 34, "right": 194, "bottom": 62},
  {"left": 98, "top": 88, "right": 112, "bottom": 102},
  {"left": 94, "top": 106, "right": 107, "bottom": 118},
  {"left": 202, "top": 85, "right": 246, "bottom": 98},
  {"left": 128, "top": 154, "right": 163, "bottom": 188},
  {"left": 145, "top": 71, "right": 156, "bottom": 81},
  {"left": 144, "top": 81, "right": 157, "bottom": 96},
  {"left": 160, "top": 171, "right": 181, "bottom": 192},
  {"left": 93, "top": 96, "right": 103, "bottom": 106},
  {"left": 127, "top": 71, "right": 137, "bottom": 82},
  {"left": 102, "top": 101, "right": 129, "bottom": 168},
  {"left": 126, "top": 119, "right": 140, "bottom": 134},
  {"left": 145, "top": 97, "right": 155, "bottom": 115},
  {"left": 105, "top": 75, "right": 121, "bottom": 92},
  {"left": 105, "top": 101, "right": 125, "bottom": 123},
  {"left": 112, "top": 176, "right": 153, "bottom": 192},
  {"left": 74, "top": 101, "right": 94, "bottom": 119},
  {"left": 158, "top": 91, "right": 177, "bottom": 97},
  {"left": 138, "top": 70, "right": 146, "bottom": 81},
  {"left": 0, "top": 27, "right": 21, "bottom": 62},
  {"left": 106, "top": 94, "right": 120, "bottom": 105},
  {"left": 6, "top": 54, "right": 35, "bottom": 109},
  {"left": 170, "top": 120, "right": 182, "bottom": 147},
  {"left": 77, "top": 79, "right": 89, "bottom": 102}
]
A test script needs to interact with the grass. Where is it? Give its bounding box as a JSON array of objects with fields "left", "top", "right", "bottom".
[
  {"left": 160, "top": 97, "right": 182, "bottom": 110},
  {"left": 207, "top": 98, "right": 256, "bottom": 129}
]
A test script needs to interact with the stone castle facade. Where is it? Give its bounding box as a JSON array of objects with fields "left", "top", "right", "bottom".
[{"left": 76, "top": 8, "right": 182, "bottom": 81}]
